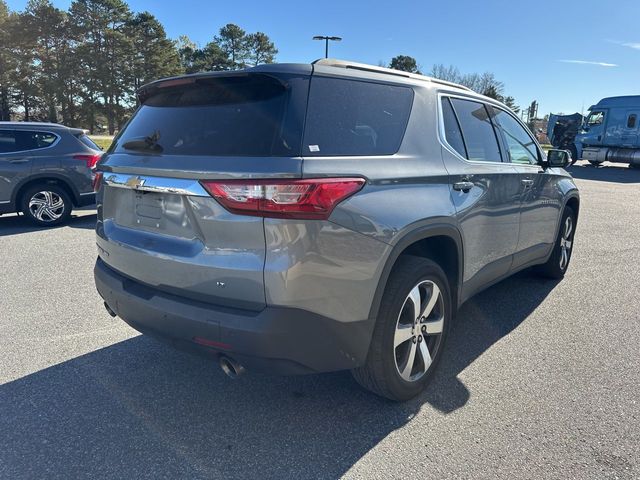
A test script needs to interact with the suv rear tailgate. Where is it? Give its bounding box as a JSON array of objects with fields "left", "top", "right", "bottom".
[
  {"left": 96, "top": 71, "right": 310, "bottom": 310},
  {"left": 96, "top": 172, "right": 270, "bottom": 310}
]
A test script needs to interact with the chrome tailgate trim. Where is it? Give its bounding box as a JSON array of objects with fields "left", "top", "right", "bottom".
[{"left": 103, "top": 173, "right": 209, "bottom": 196}]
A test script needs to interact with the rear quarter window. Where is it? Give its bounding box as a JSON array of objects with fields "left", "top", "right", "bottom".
[
  {"left": 303, "top": 77, "right": 414, "bottom": 156},
  {"left": 77, "top": 134, "right": 101, "bottom": 151}
]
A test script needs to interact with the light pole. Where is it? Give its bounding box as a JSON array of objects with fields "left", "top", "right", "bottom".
[{"left": 313, "top": 35, "right": 342, "bottom": 58}]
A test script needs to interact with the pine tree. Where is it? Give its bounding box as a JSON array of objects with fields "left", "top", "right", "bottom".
[
  {"left": 389, "top": 55, "right": 421, "bottom": 74},
  {"left": 216, "top": 23, "right": 248, "bottom": 69},
  {"left": 246, "top": 32, "right": 277, "bottom": 66},
  {"left": 70, "top": 0, "right": 134, "bottom": 134},
  {"left": 5, "top": 9, "right": 40, "bottom": 121},
  {"left": 127, "top": 11, "right": 183, "bottom": 90},
  {"left": 23, "top": 0, "right": 75, "bottom": 123},
  {"left": 0, "top": 0, "right": 13, "bottom": 120}
]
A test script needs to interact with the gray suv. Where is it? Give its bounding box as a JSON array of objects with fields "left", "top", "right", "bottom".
[
  {"left": 0, "top": 122, "right": 101, "bottom": 226},
  {"left": 94, "top": 60, "right": 579, "bottom": 401}
]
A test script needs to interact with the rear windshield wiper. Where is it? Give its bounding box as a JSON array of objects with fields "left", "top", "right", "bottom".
[{"left": 122, "top": 130, "right": 163, "bottom": 153}]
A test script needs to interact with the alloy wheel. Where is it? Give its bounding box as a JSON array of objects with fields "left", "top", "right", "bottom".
[
  {"left": 28, "top": 191, "right": 65, "bottom": 222},
  {"left": 559, "top": 216, "right": 573, "bottom": 270},
  {"left": 394, "top": 280, "right": 445, "bottom": 382}
]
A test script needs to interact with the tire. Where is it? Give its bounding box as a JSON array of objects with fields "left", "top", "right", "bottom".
[
  {"left": 536, "top": 206, "right": 576, "bottom": 279},
  {"left": 568, "top": 145, "right": 578, "bottom": 165},
  {"left": 352, "top": 256, "right": 452, "bottom": 401},
  {"left": 588, "top": 160, "right": 602, "bottom": 167},
  {"left": 21, "top": 184, "right": 72, "bottom": 227}
]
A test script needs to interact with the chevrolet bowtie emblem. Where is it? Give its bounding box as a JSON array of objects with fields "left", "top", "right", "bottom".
[{"left": 126, "top": 176, "right": 145, "bottom": 189}]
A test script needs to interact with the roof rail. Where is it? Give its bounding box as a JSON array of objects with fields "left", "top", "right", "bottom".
[{"left": 312, "top": 58, "right": 473, "bottom": 92}]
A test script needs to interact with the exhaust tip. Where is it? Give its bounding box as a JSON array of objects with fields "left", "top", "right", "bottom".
[
  {"left": 219, "top": 356, "right": 246, "bottom": 379},
  {"left": 103, "top": 301, "right": 117, "bottom": 317}
]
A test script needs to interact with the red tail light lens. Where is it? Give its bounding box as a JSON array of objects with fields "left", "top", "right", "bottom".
[
  {"left": 74, "top": 153, "right": 102, "bottom": 169},
  {"left": 93, "top": 171, "right": 103, "bottom": 192},
  {"left": 200, "top": 178, "right": 365, "bottom": 220}
]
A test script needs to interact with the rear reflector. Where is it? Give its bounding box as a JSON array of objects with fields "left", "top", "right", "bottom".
[
  {"left": 200, "top": 178, "right": 365, "bottom": 220},
  {"left": 73, "top": 153, "right": 102, "bottom": 169},
  {"left": 192, "top": 336, "right": 232, "bottom": 350}
]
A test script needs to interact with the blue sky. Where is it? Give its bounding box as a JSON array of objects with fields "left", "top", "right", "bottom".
[{"left": 7, "top": 0, "right": 640, "bottom": 116}]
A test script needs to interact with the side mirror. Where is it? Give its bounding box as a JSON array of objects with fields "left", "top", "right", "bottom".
[{"left": 544, "top": 149, "right": 571, "bottom": 168}]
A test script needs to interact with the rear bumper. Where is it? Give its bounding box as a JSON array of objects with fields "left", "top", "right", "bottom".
[
  {"left": 94, "top": 258, "right": 373, "bottom": 374},
  {"left": 77, "top": 192, "right": 96, "bottom": 207}
]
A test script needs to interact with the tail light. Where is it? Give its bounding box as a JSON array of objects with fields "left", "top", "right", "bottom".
[
  {"left": 75, "top": 153, "right": 103, "bottom": 191},
  {"left": 73, "top": 153, "right": 102, "bottom": 169},
  {"left": 93, "top": 171, "right": 103, "bottom": 192},
  {"left": 200, "top": 178, "right": 365, "bottom": 220}
]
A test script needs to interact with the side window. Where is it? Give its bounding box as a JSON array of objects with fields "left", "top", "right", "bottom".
[
  {"left": 0, "top": 130, "right": 17, "bottom": 153},
  {"left": 586, "top": 111, "right": 604, "bottom": 126},
  {"left": 627, "top": 114, "right": 637, "bottom": 129},
  {"left": 450, "top": 98, "right": 502, "bottom": 162},
  {"left": 12, "top": 131, "right": 58, "bottom": 151},
  {"left": 493, "top": 109, "right": 539, "bottom": 165},
  {"left": 303, "top": 77, "right": 414, "bottom": 156},
  {"left": 441, "top": 97, "right": 467, "bottom": 158}
]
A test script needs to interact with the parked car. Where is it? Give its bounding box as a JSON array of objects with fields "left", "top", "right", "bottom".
[
  {"left": 0, "top": 122, "right": 102, "bottom": 226},
  {"left": 94, "top": 60, "right": 579, "bottom": 401}
]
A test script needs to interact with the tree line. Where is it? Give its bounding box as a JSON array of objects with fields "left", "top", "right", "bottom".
[
  {"left": 0, "top": 1, "right": 520, "bottom": 133},
  {"left": 0, "top": 0, "right": 277, "bottom": 133},
  {"left": 386, "top": 55, "right": 520, "bottom": 113}
]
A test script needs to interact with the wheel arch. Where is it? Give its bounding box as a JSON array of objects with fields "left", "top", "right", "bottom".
[
  {"left": 556, "top": 192, "right": 580, "bottom": 240},
  {"left": 13, "top": 174, "right": 80, "bottom": 210},
  {"left": 368, "top": 223, "right": 464, "bottom": 323},
  {"left": 565, "top": 194, "right": 580, "bottom": 220},
  {"left": 541, "top": 192, "right": 579, "bottom": 266}
]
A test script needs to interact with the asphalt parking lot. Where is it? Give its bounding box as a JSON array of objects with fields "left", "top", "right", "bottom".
[{"left": 1, "top": 161, "right": 638, "bottom": 479}]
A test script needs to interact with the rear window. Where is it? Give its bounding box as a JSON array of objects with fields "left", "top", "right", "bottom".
[
  {"left": 303, "top": 77, "right": 414, "bottom": 156},
  {"left": 113, "top": 74, "right": 308, "bottom": 157}
]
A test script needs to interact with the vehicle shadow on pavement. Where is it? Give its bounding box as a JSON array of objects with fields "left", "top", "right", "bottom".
[
  {"left": 422, "top": 271, "right": 559, "bottom": 413},
  {"left": 0, "top": 212, "right": 96, "bottom": 237},
  {"left": 0, "top": 272, "right": 558, "bottom": 480},
  {"left": 569, "top": 162, "right": 640, "bottom": 183}
]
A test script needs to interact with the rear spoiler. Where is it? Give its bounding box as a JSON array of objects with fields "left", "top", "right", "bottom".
[
  {"left": 137, "top": 72, "right": 253, "bottom": 104},
  {"left": 69, "top": 127, "right": 89, "bottom": 136}
]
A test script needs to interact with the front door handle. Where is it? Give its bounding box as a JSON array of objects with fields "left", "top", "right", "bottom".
[
  {"left": 521, "top": 179, "right": 534, "bottom": 187},
  {"left": 453, "top": 181, "right": 474, "bottom": 192},
  {"left": 8, "top": 158, "right": 29, "bottom": 164}
]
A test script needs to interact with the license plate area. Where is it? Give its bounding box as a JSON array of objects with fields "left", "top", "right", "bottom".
[{"left": 134, "top": 191, "right": 164, "bottom": 228}]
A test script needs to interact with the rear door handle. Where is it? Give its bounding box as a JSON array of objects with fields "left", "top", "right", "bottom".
[
  {"left": 452, "top": 181, "right": 474, "bottom": 192},
  {"left": 8, "top": 158, "right": 29, "bottom": 164},
  {"left": 521, "top": 179, "right": 534, "bottom": 187}
]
